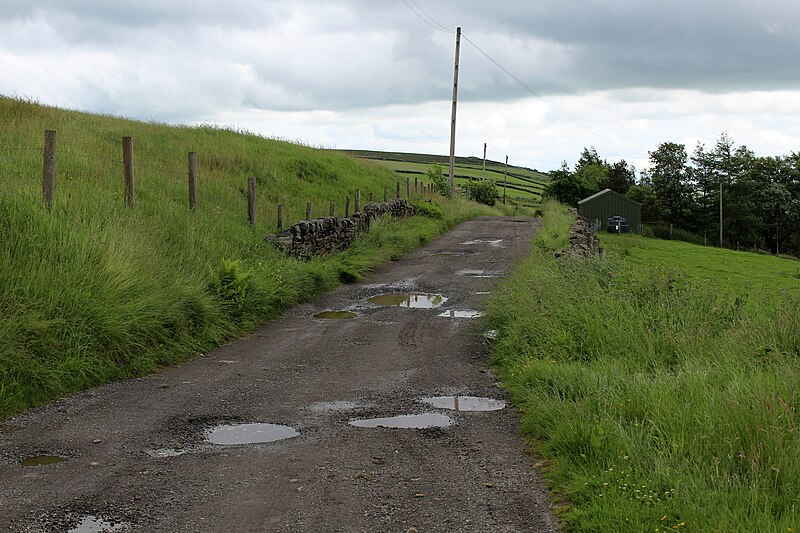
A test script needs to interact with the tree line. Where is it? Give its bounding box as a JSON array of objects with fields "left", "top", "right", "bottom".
[{"left": 544, "top": 133, "right": 800, "bottom": 257}]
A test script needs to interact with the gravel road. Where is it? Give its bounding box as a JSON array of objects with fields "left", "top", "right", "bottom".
[{"left": 1, "top": 216, "right": 557, "bottom": 532}]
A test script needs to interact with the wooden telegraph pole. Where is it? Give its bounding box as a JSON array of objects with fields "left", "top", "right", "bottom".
[
  {"left": 448, "top": 27, "right": 461, "bottom": 197},
  {"left": 482, "top": 142, "right": 487, "bottom": 179},
  {"left": 503, "top": 155, "right": 508, "bottom": 205}
]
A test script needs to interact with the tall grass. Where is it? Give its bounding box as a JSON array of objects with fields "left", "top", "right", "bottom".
[
  {"left": 0, "top": 96, "right": 500, "bottom": 417},
  {"left": 487, "top": 204, "right": 800, "bottom": 531}
]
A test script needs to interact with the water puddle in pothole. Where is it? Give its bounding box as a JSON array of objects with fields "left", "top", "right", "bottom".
[
  {"left": 146, "top": 448, "right": 190, "bottom": 458},
  {"left": 313, "top": 310, "right": 358, "bottom": 319},
  {"left": 68, "top": 515, "right": 129, "bottom": 533},
  {"left": 456, "top": 269, "right": 501, "bottom": 278},
  {"left": 349, "top": 412, "right": 453, "bottom": 429},
  {"left": 20, "top": 455, "right": 66, "bottom": 467},
  {"left": 438, "top": 309, "right": 484, "bottom": 318},
  {"left": 460, "top": 239, "right": 504, "bottom": 247},
  {"left": 475, "top": 291, "right": 493, "bottom": 295},
  {"left": 368, "top": 293, "right": 447, "bottom": 308},
  {"left": 420, "top": 396, "right": 506, "bottom": 411},
  {"left": 205, "top": 423, "right": 299, "bottom": 445}
]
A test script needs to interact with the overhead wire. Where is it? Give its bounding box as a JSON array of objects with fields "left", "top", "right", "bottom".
[{"left": 398, "top": 0, "right": 641, "bottom": 159}]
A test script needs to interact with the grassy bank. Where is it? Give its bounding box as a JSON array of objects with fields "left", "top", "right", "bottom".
[
  {"left": 0, "top": 96, "right": 501, "bottom": 418},
  {"left": 487, "top": 202, "right": 800, "bottom": 531}
]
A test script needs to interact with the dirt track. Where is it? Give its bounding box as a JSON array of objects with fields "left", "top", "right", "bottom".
[{"left": 0, "top": 216, "right": 557, "bottom": 532}]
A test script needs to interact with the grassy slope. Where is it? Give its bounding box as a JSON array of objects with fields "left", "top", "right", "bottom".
[
  {"left": 343, "top": 149, "right": 549, "bottom": 204},
  {"left": 0, "top": 96, "right": 501, "bottom": 417},
  {"left": 487, "top": 202, "right": 800, "bottom": 531}
]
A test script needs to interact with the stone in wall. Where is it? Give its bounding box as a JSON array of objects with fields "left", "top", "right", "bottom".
[
  {"left": 555, "top": 215, "right": 603, "bottom": 259},
  {"left": 266, "top": 199, "right": 414, "bottom": 260}
]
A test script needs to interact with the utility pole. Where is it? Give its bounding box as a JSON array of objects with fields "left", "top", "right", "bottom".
[
  {"left": 482, "top": 142, "right": 487, "bottom": 180},
  {"left": 448, "top": 27, "right": 461, "bottom": 197},
  {"left": 719, "top": 175, "right": 723, "bottom": 247},
  {"left": 503, "top": 155, "right": 508, "bottom": 205}
]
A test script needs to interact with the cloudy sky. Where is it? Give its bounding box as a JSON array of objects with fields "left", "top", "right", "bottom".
[{"left": 2, "top": 1, "right": 799, "bottom": 172}]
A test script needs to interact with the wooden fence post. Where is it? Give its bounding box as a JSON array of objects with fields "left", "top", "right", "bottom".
[
  {"left": 188, "top": 152, "right": 198, "bottom": 210},
  {"left": 415, "top": 177, "right": 418, "bottom": 193},
  {"left": 123, "top": 136, "right": 135, "bottom": 207},
  {"left": 306, "top": 202, "right": 312, "bottom": 221},
  {"left": 247, "top": 177, "right": 256, "bottom": 225},
  {"left": 396, "top": 181, "right": 401, "bottom": 199},
  {"left": 42, "top": 130, "right": 56, "bottom": 209},
  {"left": 277, "top": 204, "right": 283, "bottom": 230},
  {"left": 329, "top": 201, "right": 335, "bottom": 217},
  {"left": 406, "top": 177, "right": 410, "bottom": 199},
  {"left": 355, "top": 189, "right": 361, "bottom": 212},
  {"left": 345, "top": 195, "right": 351, "bottom": 217}
]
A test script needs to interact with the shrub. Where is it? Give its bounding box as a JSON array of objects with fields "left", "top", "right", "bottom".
[
  {"left": 469, "top": 179, "right": 497, "bottom": 206},
  {"left": 425, "top": 163, "right": 450, "bottom": 197}
]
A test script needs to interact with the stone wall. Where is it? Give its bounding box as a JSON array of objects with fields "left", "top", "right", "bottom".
[
  {"left": 555, "top": 214, "right": 603, "bottom": 259},
  {"left": 266, "top": 199, "right": 414, "bottom": 260}
]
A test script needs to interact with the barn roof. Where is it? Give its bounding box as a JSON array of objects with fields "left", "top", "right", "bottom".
[{"left": 578, "top": 188, "right": 642, "bottom": 206}]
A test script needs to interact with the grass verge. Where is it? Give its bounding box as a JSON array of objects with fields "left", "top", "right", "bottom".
[{"left": 486, "top": 203, "right": 800, "bottom": 531}]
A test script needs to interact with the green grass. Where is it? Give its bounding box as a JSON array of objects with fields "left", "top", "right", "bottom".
[
  {"left": 487, "top": 205, "right": 800, "bottom": 531},
  {"left": 0, "top": 96, "right": 501, "bottom": 417}
]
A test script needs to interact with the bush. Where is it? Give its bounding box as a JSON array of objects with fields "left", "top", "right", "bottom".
[
  {"left": 425, "top": 163, "right": 450, "bottom": 197},
  {"left": 469, "top": 179, "right": 497, "bottom": 206}
]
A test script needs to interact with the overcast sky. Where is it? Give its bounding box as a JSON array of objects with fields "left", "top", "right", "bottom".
[{"left": 2, "top": 0, "right": 799, "bottom": 172}]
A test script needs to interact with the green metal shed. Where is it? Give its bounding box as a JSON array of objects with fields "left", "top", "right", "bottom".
[{"left": 577, "top": 189, "right": 642, "bottom": 234}]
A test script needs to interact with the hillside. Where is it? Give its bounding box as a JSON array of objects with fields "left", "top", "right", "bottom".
[
  {"left": 343, "top": 149, "right": 550, "bottom": 205},
  {"left": 0, "top": 96, "right": 500, "bottom": 417}
]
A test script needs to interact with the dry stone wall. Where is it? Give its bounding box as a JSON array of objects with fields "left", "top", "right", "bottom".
[
  {"left": 556, "top": 214, "right": 603, "bottom": 259},
  {"left": 267, "top": 199, "right": 414, "bottom": 260}
]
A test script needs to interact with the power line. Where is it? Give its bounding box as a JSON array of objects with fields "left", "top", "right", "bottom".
[{"left": 399, "top": 0, "right": 452, "bottom": 33}]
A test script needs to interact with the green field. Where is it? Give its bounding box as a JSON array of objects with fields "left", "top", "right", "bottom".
[
  {"left": 343, "top": 149, "right": 549, "bottom": 205},
  {"left": 487, "top": 203, "right": 800, "bottom": 531},
  {"left": 0, "top": 96, "right": 503, "bottom": 417}
]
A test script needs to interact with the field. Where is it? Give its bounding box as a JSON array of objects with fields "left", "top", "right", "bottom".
[
  {"left": 343, "top": 149, "right": 550, "bottom": 205},
  {"left": 0, "top": 96, "right": 503, "bottom": 417},
  {"left": 487, "top": 202, "right": 800, "bottom": 531}
]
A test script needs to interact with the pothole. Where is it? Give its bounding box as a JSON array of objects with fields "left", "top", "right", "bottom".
[
  {"left": 368, "top": 293, "right": 447, "bottom": 309},
  {"left": 438, "top": 309, "right": 484, "bottom": 318},
  {"left": 349, "top": 413, "right": 453, "bottom": 429},
  {"left": 145, "top": 448, "right": 190, "bottom": 458},
  {"left": 460, "top": 239, "right": 504, "bottom": 247},
  {"left": 20, "top": 455, "right": 66, "bottom": 467},
  {"left": 420, "top": 396, "right": 506, "bottom": 411},
  {"left": 309, "top": 400, "right": 359, "bottom": 413},
  {"left": 68, "top": 515, "right": 130, "bottom": 533},
  {"left": 455, "top": 269, "right": 501, "bottom": 278},
  {"left": 313, "top": 310, "right": 358, "bottom": 319},
  {"left": 205, "top": 423, "right": 300, "bottom": 445}
]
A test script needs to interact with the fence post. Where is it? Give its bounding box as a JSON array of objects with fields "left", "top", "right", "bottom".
[
  {"left": 188, "top": 152, "right": 198, "bottom": 210},
  {"left": 123, "top": 136, "right": 135, "bottom": 207},
  {"left": 406, "top": 177, "right": 410, "bottom": 199},
  {"left": 383, "top": 188, "right": 388, "bottom": 202},
  {"left": 466, "top": 184, "right": 471, "bottom": 200},
  {"left": 246, "top": 177, "right": 256, "bottom": 225},
  {"left": 345, "top": 195, "right": 351, "bottom": 217},
  {"left": 396, "top": 182, "right": 401, "bottom": 199},
  {"left": 355, "top": 189, "right": 361, "bottom": 212},
  {"left": 42, "top": 130, "right": 56, "bottom": 209},
  {"left": 415, "top": 177, "right": 418, "bottom": 193},
  {"left": 306, "top": 202, "right": 312, "bottom": 221},
  {"left": 329, "top": 200, "right": 335, "bottom": 217},
  {"left": 277, "top": 204, "right": 283, "bottom": 230}
]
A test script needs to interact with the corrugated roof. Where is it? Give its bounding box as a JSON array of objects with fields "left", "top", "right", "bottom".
[{"left": 578, "top": 188, "right": 642, "bottom": 206}]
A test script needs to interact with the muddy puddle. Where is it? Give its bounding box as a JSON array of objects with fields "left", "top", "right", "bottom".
[
  {"left": 68, "top": 515, "right": 129, "bottom": 532},
  {"left": 438, "top": 309, "right": 483, "bottom": 318},
  {"left": 349, "top": 412, "right": 453, "bottom": 429},
  {"left": 146, "top": 447, "right": 190, "bottom": 458},
  {"left": 460, "top": 239, "right": 504, "bottom": 247},
  {"left": 20, "top": 455, "right": 66, "bottom": 467},
  {"left": 455, "top": 269, "right": 501, "bottom": 278},
  {"left": 206, "top": 423, "right": 299, "bottom": 445},
  {"left": 313, "top": 310, "right": 358, "bottom": 319},
  {"left": 368, "top": 293, "right": 447, "bottom": 309},
  {"left": 309, "top": 400, "right": 359, "bottom": 413},
  {"left": 420, "top": 396, "right": 506, "bottom": 411}
]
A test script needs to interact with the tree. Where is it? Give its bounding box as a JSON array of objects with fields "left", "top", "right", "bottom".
[
  {"left": 425, "top": 163, "right": 449, "bottom": 197},
  {"left": 648, "top": 142, "right": 693, "bottom": 225},
  {"left": 601, "top": 160, "right": 635, "bottom": 194},
  {"left": 544, "top": 162, "right": 596, "bottom": 206}
]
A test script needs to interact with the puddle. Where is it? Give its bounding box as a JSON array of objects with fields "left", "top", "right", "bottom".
[
  {"left": 474, "top": 291, "right": 493, "bottom": 295},
  {"left": 460, "top": 239, "right": 504, "bottom": 247},
  {"left": 433, "top": 251, "right": 468, "bottom": 256},
  {"left": 349, "top": 412, "right": 453, "bottom": 429},
  {"left": 206, "top": 423, "right": 299, "bottom": 445},
  {"left": 420, "top": 396, "right": 506, "bottom": 411},
  {"left": 438, "top": 309, "right": 484, "bottom": 319},
  {"left": 20, "top": 455, "right": 66, "bottom": 467},
  {"left": 309, "top": 400, "right": 359, "bottom": 413},
  {"left": 368, "top": 293, "right": 447, "bottom": 309},
  {"left": 483, "top": 329, "right": 498, "bottom": 339},
  {"left": 68, "top": 515, "right": 129, "bottom": 533},
  {"left": 313, "top": 310, "right": 358, "bottom": 319},
  {"left": 456, "top": 269, "right": 501, "bottom": 278}
]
